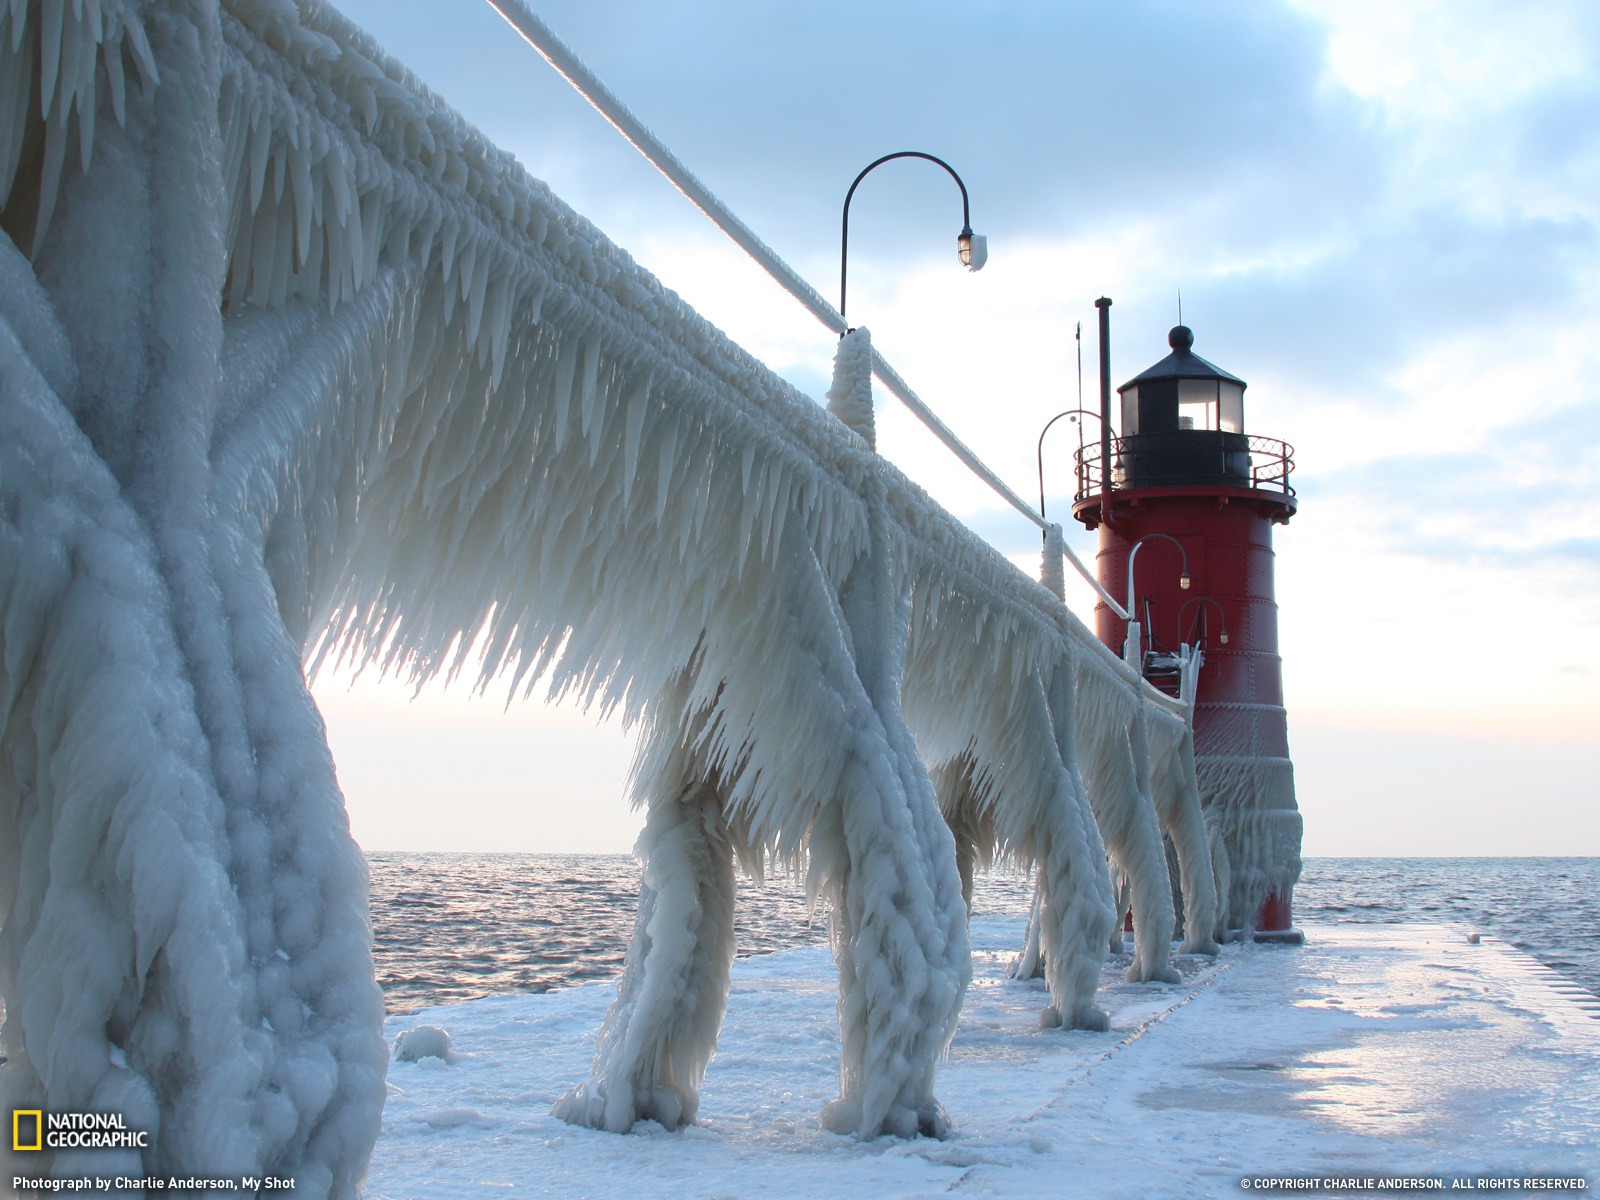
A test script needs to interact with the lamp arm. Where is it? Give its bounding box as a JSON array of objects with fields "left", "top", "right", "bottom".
[
  {"left": 1178, "top": 595, "right": 1229, "bottom": 645},
  {"left": 1125, "top": 532, "right": 1192, "bottom": 632},
  {"left": 840, "top": 151, "right": 973, "bottom": 326},
  {"left": 1036, "top": 408, "right": 1105, "bottom": 523}
]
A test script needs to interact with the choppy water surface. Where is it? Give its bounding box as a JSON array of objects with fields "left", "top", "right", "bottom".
[
  {"left": 369, "top": 853, "right": 1598, "bottom": 1014},
  {"left": 368, "top": 852, "right": 1034, "bottom": 1014},
  {"left": 1296, "top": 857, "right": 1600, "bottom": 998}
]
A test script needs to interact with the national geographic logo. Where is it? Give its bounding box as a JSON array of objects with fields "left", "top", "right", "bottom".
[
  {"left": 12, "top": 1110, "right": 40, "bottom": 1152},
  {"left": 11, "top": 1109, "right": 149, "bottom": 1151}
]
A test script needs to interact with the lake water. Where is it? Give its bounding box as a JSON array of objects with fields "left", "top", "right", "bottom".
[{"left": 367, "top": 853, "right": 1600, "bottom": 1014}]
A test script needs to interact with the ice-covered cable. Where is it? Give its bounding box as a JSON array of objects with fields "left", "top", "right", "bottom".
[{"left": 482, "top": 0, "right": 841, "bottom": 335}]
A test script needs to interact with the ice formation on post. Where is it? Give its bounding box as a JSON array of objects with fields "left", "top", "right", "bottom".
[
  {"left": 904, "top": 590, "right": 1122, "bottom": 1030},
  {"left": 1148, "top": 708, "right": 1221, "bottom": 956},
  {"left": 1, "top": 5, "right": 385, "bottom": 1193},
  {"left": 555, "top": 673, "right": 738, "bottom": 1133},
  {"left": 0, "top": 0, "right": 1228, "bottom": 1183},
  {"left": 552, "top": 333, "right": 970, "bottom": 1138}
]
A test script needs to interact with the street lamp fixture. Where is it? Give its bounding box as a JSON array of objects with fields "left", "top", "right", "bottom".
[
  {"left": 1037, "top": 408, "right": 1103, "bottom": 526},
  {"left": 1179, "top": 596, "right": 1230, "bottom": 647},
  {"left": 1126, "top": 532, "right": 1193, "bottom": 599},
  {"left": 840, "top": 151, "right": 984, "bottom": 329},
  {"left": 1123, "top": 532, "right": 1192, "bottom": 668}
]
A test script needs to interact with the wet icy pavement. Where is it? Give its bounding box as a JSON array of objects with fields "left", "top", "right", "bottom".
[{"left": 371, "top": 919, "right": 1599, "bottom": 1199}]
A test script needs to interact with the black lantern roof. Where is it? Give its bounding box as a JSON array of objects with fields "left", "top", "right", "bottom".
[{"left": 1119, "top": 325, "right": 1244, "bottom": 392}]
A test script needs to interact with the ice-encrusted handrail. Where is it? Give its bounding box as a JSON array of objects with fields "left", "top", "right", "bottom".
[{"left": 481, "top": 0, "right": 1128, "bottom": 623}]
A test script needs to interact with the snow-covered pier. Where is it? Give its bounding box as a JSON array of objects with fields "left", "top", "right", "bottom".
[{"left": 374, "top": 922, "right": 1599, "bottom": 1198}]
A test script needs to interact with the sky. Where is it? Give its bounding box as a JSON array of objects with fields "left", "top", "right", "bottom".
[{"left": 312, "top": 0, "right": 1600, "bottom": 858}]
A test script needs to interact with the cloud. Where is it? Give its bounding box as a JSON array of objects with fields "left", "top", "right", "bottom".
[
  {"left": 1194, "top": 212, "right": 1595, "bottom": 393},
  {"left": 338, "top": 2, "right": 1362, "bottom": 253},
  {"left": 1297, "top": 421, "right": 1600, "bottom": 632}
]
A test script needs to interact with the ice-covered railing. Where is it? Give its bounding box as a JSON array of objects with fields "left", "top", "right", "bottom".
[
  {"left": 482, "top": 0, "right": 1128, "bottom": 624},
  {"left": 0, "top": 1, "right": 1229, "bottom": 1191}
]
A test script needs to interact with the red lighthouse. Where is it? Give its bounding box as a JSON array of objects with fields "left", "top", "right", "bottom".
[{"left": 1071, "top": 305, "right": 1302, "bottom": 938}]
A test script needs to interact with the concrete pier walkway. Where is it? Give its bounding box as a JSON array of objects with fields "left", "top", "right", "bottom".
[{"left": 371, "top": 918, "right": 1599, "bottom": 1199}]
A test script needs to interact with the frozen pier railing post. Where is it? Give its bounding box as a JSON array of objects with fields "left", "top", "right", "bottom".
[{"left": 3, "top": 1, "right": 1231, "bottom": 1189}]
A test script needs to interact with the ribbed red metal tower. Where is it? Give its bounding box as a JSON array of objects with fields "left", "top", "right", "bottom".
[{"left": 1072, "top": 314, "right": 1302, "bottom": 936}]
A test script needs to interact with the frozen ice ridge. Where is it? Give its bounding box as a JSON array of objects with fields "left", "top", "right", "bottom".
[{"left": 1, "top": 1, "right": 1239, "bottom": 1192}]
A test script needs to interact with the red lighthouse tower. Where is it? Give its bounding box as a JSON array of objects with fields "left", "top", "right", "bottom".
[{"left": 1071, "top": 308, "right": 1302, "bottom": 937}]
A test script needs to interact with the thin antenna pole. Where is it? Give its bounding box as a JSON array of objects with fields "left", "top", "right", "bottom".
[
  {"left": 1076, "top": 321, "right": 1083, "bottom": 408},
  {"left": 1178, "top": 287, "right": 1183, "bottom": 326},
  {"left": 1076, "top": 320, "right": 1084, "bottom": 457},
  {"left": 1097, "top": 297, "right": 1113, "bottom": 525}
]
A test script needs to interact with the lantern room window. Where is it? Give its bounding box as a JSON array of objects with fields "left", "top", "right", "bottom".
[
  {"left": 1219, "top": 382, "right": 1244, "bottom": 433},
  {"left": 1174, "top": 379, "right": 1247, "bottom": 433},
  {"left": 1179, "top": 379, "right": 1217, "bottom": 431}
]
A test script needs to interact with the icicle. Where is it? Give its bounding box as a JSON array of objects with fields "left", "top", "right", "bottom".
[
  {"left": 269, "top": 137, "right": 287, "bottom": 208},
  {"left": 123, "top": 11, "right": 156, "bottom": 94},
  {"left": 104, "top": 26, "right": 125, "bottom": 124},
  {"left": 546, "top": 336, "right": 579, "bottom": 451},
  {"left": 464, "top": 234, "right": 491, "bottom": 345},
  {"left": 73, "top": 25, "right": 95, "bottom": 174},
  {"left": 290, "top": 135, "right": 313, "bottom": 266},
  {"left": 4, "top": 2, "right": 24, "bottom": 55},
  {"left": 437, "top": 211, "right": 462, "bottom": 286},
  {"left": 620, "top": 374, "right": 649, "bottom": 505},
  {"left": 38, "top": 0, "right": 62, "bottom": 116},
  {"left": 31, "top": 96, "right": 69, "bottom": 253},
  {"left": 248, "top": 115, "right": 271, "bottom": 213},
  {"left": 763, "top": 459, "right": 794, "bottom": 560},
  {"left": 686, "top": 445, "right": 712, "bottom": 544},
  {"left": 0, "top": 24, "right": 33, "bottom": 206},
  {"left": 653, "top": 415, "right": 679, "bottom": 523},
  {"left": 328, "top": 140, "right": 352, "bottom": 227},
  {"left": 734, "top": 483, "right": 758, "bottom": 576},
  {"left": 358, "top": 187, "right": 382, "bottom": 289},
  {"left": 739, "top": 442, "right": 755, "bottom": 494},
  {"left": 765, "top": 472, "right": 792, "bottom": 563},
  {"left": 482, "top": 271, "right": 510, "bottom": 385},
  {"left": 578, "top": 336, "right": 603, "bottom": 439}
]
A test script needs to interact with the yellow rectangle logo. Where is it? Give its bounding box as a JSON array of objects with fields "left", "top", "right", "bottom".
[{"left": 12, "top": 1109, "right": 42, "bottom": 1151}]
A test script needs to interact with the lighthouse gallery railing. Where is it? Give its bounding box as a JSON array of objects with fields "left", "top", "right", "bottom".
[{"left": 1073, "top": 434, "right": 1296, "bottom": 503}]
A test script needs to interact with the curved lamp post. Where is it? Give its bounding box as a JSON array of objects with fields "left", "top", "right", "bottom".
[
  {"left": 1123, "top": 532, "right": 1190, "bottom": 668},
  {"left": 840, "top": 151, "right": 985, "bottom": 329},
  {"left": 1178, "top": 595, "right": 1229, "bottom": 648},
  {"left": 1037, "top": 408, "right": 1103, "bottom": 525}
]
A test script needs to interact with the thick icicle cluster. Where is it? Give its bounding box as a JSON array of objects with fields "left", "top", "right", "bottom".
[{"left": 0, "top": 0, "right": 1232, "bottom": 1189}]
